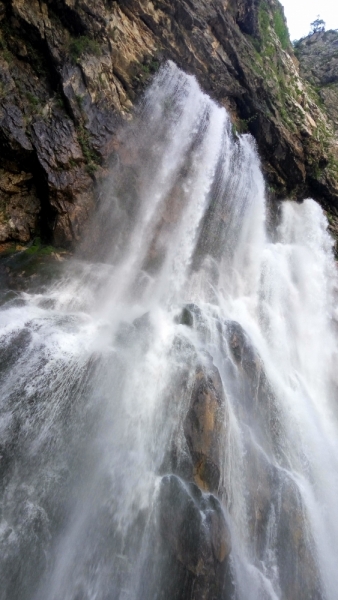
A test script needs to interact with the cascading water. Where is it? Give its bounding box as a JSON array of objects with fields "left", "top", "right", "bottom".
[{"left": 0, "top": 61, "right": 338, "bottom": 600}]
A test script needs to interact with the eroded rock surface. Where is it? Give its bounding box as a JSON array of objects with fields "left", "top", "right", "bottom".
[{"left": 296, "top": 30, "right": 338, "bottom": 129}]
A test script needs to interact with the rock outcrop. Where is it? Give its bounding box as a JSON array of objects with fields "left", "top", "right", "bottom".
[
  {"left": 153, "top": 312, "right": 323, "bottom": 599},
  {"left": 183, "top": 362, "right": 227, "bottom": 494},
  {"left": 0, "top": 0, "right": 338, "bottom": 247},
  {"left": 226, "top": 319, "right": 323, "bottom": 600},
  {"left": 157, "top": 475, "right": 233, "bottom": 600},
  {"left": 155, "top": 358, "right": 233, "bottom": 599},
  {"left": 294, "top": 29, "right": 338, "bottom": 244},
  {"left": 295, "top": 30, "right": 338, "bottom": 130}
]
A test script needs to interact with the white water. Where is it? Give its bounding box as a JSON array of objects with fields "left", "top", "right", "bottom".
[{"left": 0, "top": 62, "right": 338, "bottom": 600}]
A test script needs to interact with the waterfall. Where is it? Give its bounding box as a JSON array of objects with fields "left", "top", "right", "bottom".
[{"left": 0, "top": 61, "right": 338, "bottom": 600}]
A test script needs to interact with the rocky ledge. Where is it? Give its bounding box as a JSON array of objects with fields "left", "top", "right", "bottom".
[{"left": 0, "top": 0, "right": 337, "bottom": 248}]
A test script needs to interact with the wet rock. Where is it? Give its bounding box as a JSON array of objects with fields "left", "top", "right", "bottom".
[
  {"left": 244, "top": 440, "right": 323, "bottom": 600},
  {"left": 132, "top": 311, "right": 151, "bottom": 331},
  {"left": 156, "top": 474, "right": 233, "bottom": 600},
  {"left": 225, "top": 319, "right": 323, "bottom": 599},
  {"left": 0, "top": 244, "right": 69, "bottom": 294},
  {"left": 225, "top": 320, "right": 282, "bottom": 456},
  {"left": 226, "top": 320, "right": 263, "bottom": 387},
  {"left": 160, "top": 475, "right": 232, "bottom": 568},
  {"left": 276, "top": 473, "right": 322, "bottom": 599},
  {"left": 176, "top": 306, "right": 194, "bottom": 328},
  {"left": 175, "top": 304, "right": 209, "bottom": 342},
  {"left": 184, "top": 360, "right": 227, "bottom": 494},
  {"left": 0, "top": 327, "right": 32, "bottom": 382},
  {"left": 114, "top": 312, "right": 153, "bottom": 357}
]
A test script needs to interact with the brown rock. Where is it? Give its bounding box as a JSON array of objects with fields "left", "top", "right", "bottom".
[
  {"left": 0, "top": 170, "right": 39, "bottom": 243},
  {"left": 184, "top": 361, "right": 227, "bottom": 494}
]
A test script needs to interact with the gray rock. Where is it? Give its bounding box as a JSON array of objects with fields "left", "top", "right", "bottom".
[
  {"left": 156, "top": 474, "right": 233, "bottom": 600},
  {"left": 296, "top": 30, "right": 338, "bottom": 128}
]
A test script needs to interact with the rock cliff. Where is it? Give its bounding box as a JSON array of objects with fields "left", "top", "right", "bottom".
[
  {"left": 295, "top": 29, "right": 338, "bottom": 243},
  {"left": 295, "top": 29, "right": 338, "bottom": 130},
  {"left": 0, "top": 0, "right": 338, "bottom": 247}
]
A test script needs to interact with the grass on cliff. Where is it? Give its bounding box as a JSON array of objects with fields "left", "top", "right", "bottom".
[
  {"left": 68, "top": 36, "right": 101, "bottom": 62},
  {"left": 273, "top": 10, "right": 290, "bottom": 50},
  {"left": 258, "top": 1, "right": 290, "bottom": 52},
  {"left": 77, "top": 126, "right": 101, "bottom": 176},
  {"left": 24, "top": 238, "right": 55, "bottom": 256},
  {"left": 0, "top": 238, "right": 56, "bottom": 260}
]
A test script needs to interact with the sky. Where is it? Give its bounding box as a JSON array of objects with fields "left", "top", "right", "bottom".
[{"left": 281, "top": 0, "right": 338, "bottom": 41}]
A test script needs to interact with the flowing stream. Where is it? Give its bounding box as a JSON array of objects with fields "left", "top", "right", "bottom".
[{"left": 1, "top": 62, "right": 338, "bottom": 600}]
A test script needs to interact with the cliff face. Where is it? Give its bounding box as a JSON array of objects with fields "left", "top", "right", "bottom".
[
  {"left": 295, "top": 30, "right": 338, "bottom": 130},
  {"left": 0, "top": 0, "right": 337, "bottom": 248}
]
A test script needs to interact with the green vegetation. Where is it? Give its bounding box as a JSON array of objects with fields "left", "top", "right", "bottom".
[
  {"left": 132, "top": 56, "right": 161, "bottom": 94},
  {"left": 310, "top": 17, "right": 326, "bottom": 35},
  {"left": 257, "top": 1, "right": 290, "bottom": 52},
  {"left": 273, "top": 10, "right": 290, "bottom": 50},
  {"left": 68, "top": 36, "right": 101, "bottom": 62},
  {"left": 327, "top": 155, "right": 338, "bottom": 178},
  {"left": 75, "top": 94, "right": 85, "bottom": 110},
  {"left": 146, "top": 58, "right": 160, "bottom": 74},
  {"left": 77, "top": 125, "right": 100, "bottom": 176},
  {"left": 243, "top": 1, "right": 334, "bottom": 146},
  {"left": 258, "top": 1, "right": 270, "bottom": 44},
  {"left": 232, "top": 115, "right": 259, "bottom": 136},
  {"left": 26, "top": 92, "right": 40, "bottom": 107},
  {"left": 25, "top": 238, "right": 55, "bottom": 256},
  {"left": 0, "top": 242, "right": 17, "bottom": 258},
  {"left": 0, "top": 238, "right": 56, "bottom": 259},
  {"left": 138, "top": 58, "right": 160, "bottom": 79},
  {"left": 55, "top": 92, "right": 66, "bottom": 110},
  {"left": 0, "top": 32, "right": 14, "bottom": 64},
  {"left": 231, "top": 122, "right": 239, "bottom": 137}
]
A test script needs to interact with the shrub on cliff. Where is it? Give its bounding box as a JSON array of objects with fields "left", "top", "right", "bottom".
[{"left": 310, "top": 17, "right": 326, "bottom": 34}]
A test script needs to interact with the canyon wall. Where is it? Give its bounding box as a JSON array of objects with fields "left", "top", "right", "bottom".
[{"left": 0, "top": 0, "right": 337, "bottom": 248}]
